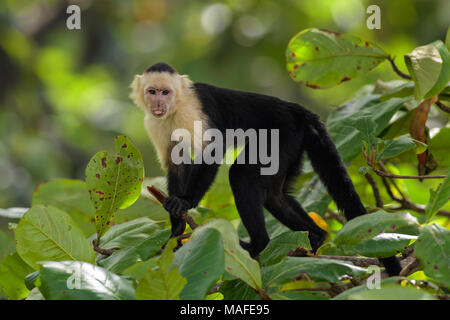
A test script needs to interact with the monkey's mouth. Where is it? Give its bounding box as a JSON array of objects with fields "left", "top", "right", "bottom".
[{"left": 150, "top": 105, "right": 167, "bottom": 117}]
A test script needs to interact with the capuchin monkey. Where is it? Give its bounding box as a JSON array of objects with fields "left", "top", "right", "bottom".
[{"left": 130, "top": 62, "right": 402, "bottom": 276}]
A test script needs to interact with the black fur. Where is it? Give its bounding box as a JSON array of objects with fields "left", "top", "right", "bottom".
[
  {"left": 163, "top": 80, "right": 401, "bottom": 276},
  {"left": 145, "top": 62, "right": 176, "bottom": 74}
]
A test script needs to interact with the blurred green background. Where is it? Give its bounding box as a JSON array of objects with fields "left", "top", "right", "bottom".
[{"left": 0, "top": 0, "right": 449, "bottom": 209}]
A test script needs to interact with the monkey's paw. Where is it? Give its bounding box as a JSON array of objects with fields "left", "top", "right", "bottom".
[{"left": 163, "top": 196, "right": 190, "bottom": 218}]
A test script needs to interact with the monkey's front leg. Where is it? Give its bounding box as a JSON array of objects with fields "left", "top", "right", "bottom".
[{"left": 163, "top": 196, "right": 190, "bottom": 237}]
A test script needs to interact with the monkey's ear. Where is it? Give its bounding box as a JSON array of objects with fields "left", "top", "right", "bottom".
[
  {"left": 179, "top": 74, "right": 193, "bottom": 90},
  {"left": 129, "top": 75, "right": 145, "bottom": 109}
]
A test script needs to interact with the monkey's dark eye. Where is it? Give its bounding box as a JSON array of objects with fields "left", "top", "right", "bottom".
[
  {"left": 149, "top": 89, "right": 156, "bottom": 95},
  {"left": 162, "top": 90, "right": 170, "bottom": 95}
]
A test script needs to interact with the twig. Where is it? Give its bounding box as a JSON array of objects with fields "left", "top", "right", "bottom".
[
  {"left": 147, "top": 185, "right": 199, "bottom": 230},
  {"left": 372, "top": 167, "right": 446, "bottom": 179},
  {"left": 325, "top": 208, "right": 347, "bottom": 225},
  {"left": 435, "top": 101, "right": 450, "bottom": 113},
  {"left": 399, "top": 258, "right": 421, "bottom": 277},
  {"left": 315, "top": 255, "right": 381, "bottom": 267},
  {"left": 364, "top": 172, "right": 383, "bottom": 208},
  {"left": 380, "top": 174, "right": 450, "bottom": 218},
  {"left": 387, "top": 55, "right": 411, "bottom": 80},
  {"left": 92, "top": 239, "right": 115, "bottom": 256}
]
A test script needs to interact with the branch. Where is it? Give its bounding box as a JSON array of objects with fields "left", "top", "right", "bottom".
[
  {"left": 147, "top": 185, "right": 199, "bottom": 230},
  {"left": 372, "top": 167, "right": 446, "bottom": 180},
  {"left": 387, "top": 55, "right": 412, "bottom": 80},
  {"left": 364, "top": 172, "right": 383, "bottom": 208},
  {"left": 92, "top": 239, "right": 114, "bottom": 256},
  {"left": 399, "top": 257, "right": 421, "bottom": 277},
  {"left": 316, "top": 255, "right": 381, "bottom": 267},
  {"left": 435, "top": 101, "right": 450, "bottom": 113},
  {"left": 325, "top": 208, "right": 347, "bottom": 225}
]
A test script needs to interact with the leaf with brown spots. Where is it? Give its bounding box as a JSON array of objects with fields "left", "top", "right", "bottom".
[
  {"left": 85, "top": 136, "right": 144, "bottom": 239},
  {"left": 286, "top": 28, "right": 388, "bottom": 88}
]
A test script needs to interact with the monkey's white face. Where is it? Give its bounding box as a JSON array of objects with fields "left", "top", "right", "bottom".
[
  {"left": 130, "top": 72, "right": 182, "bottom": 119},
  {"left": 144, "top": 84, "right": 175, "bottom": 118}
]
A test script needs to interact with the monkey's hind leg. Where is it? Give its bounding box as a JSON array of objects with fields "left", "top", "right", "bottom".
[
  {"left": 264, "top": 192, "right": 327, "bottom": 252},
  {"left": 229, "top": 164, "right": 270, "bottom": 259}
]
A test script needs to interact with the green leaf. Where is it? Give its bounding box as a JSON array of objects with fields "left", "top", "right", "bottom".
[
  {"left": 346, "top": 284, "right": 436, "bottom": 300},
  {"left": 32, "top": 179, "right": 96, "bottom": 236},
  {"left": 405, "top": 41, "right": 450, "bottom": 100},
  {"left": 296, "top": 177, "right": 331, "bottom": 215},
  {"left": 286, "top": 29, "right": 387, "bottom": 88},
  {"left": 259, "top": 231, "right": 311, "bottom": 266},
  {"left": 329, "top": 97, "right": 409, "bottom": 163},
  {"left": 136, "top": 238, "right": 187, "bottom": 300},
  {"left": 114, "top": 197, "right": 169, "bottom": 224},
  {"left": 99, "top": 229, "right": 170, "bottom": 274},
  {"left": 333, "top": 276, "right": 403, "bottom": 300},
  {"left": 38, "top": 261, "right": 135, "bottom": 300},
  {"left": 430, "top": 127, "right": 450, "bottom": 167},
  {"left": 378, "top": 134, "right": 418, "bottom": 160},
  {"left": 425, "top": 172, "right": 450, "bottom": 222},
  {"left": 415, "top": 224, "right": 450, "bottom": 287},
  {"left": 197, "top": 219, "right": 262, "bottom": 290},
  {"left": 14, "top": 205, "right": 95, "bottom": 270},
  {"left": 444, "top": 27, "right": 450, "bottom": 50},
  {"left": 99, "top": 217, "right": 163, "bottom": 250},
  {"left": 0, "top": 230, "right": 15, "bottom": 262},
  {"left": 262, "top": 257, "right": 367, "bottom": 288},
  {"left": 201, "top": 165, "right": 234, "bottom": 209},
  {"left": 85, "top": 136, "right": 144, "bottom": 239},
  {"left": 172, "top": 228, "right": 225, "bottom": 300},
  {"left": 270, "top": 290, "right": 330, "bottom": 300},
  {"left": 0, "top": 253, "right": 34, "bottom": 300},
  {"left": 219, "top": 279, "right": 260, "bottom": 300},
  {"left": 321, "top": 210, "right": 419, "bottom": 258}
]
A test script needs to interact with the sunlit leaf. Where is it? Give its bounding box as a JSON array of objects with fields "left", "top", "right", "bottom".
[
  {"left": 85, "top": 136, "right": 144, "bottom": 239},
  {"left": 286, "top": 29, "right": 387, "bottom": 88},
  {"left": 15, "top": 205, "right": 95, "bottom": 270}
]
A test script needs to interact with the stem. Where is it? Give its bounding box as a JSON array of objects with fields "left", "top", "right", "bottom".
[
  {"left": 372, "top": 167, "right": 446, "bottom": 179},
  {"left": 147, "top": 185, "right": 199, "bottom": 230},
  {"left": 435, "top": 101, "right": 450, "bottom": 113},
  {"left": 387, "top": 55, "right": 411, "bottom": 80},
  {"left": 364, "top": 172, "right": 383, "bottom": 208}
]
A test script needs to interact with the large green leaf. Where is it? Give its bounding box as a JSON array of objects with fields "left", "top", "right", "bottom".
[
  {"left": 0, "top": 253, "right": 34, "bottom": 300},
  {"left": 262, "top": 257, "right": 367, "bottom": 288},
  {"left": 259, "top": 231, "right": 311, "bottom": 266},
  {"left": 425, "top": 172, "right": 450, "bottom": 222},
  {"left": 98, "top": 217, "right": 163, "bottom": 250},
  {"left": 38, "top": 261, "right": 135, "bottom": 300},
  {"left": 347, "top": 285, "right": 435, "bottom": 300},
  {"left": 172, "top": 228, "right": 225, "bottom": 300},
  {"left": 430, "top": 127, "right": 450, "bottom": 167},
  {"left": 219, "top": 279, "right": 260, "bottom": 300},
  {"left": 197, "top": 219, "right": 262, "bottom": 290},
  {"left": 270, "top": 290, "right": 330, "bottom": 300},
  {"left": 0, "top": 230, "right": 15, "bottom": 262},
  {"left": 15, "top": 205, "right": 95, "bottom": 270},
  {"left": 136, "top": 238, "right": 187, "bottom": 300},
  {"left": 286, "top": 29, "right": 387, "bottom": 88},
  {"left": 405, "top": 41, "right": 450, "bottom": 100},
  {"left": 85, "top": 136, "right": 144, "bottom": 238},
  {"left": 114, "top": 197, "right": 169, "bottom": 224},
  {"left": 378, "top": 134, "right": 422, "bottom": 160},
  {"left": 415, "top": 224, "right": 450, "bottom": 287},
  {"left": 99, "top": 228, "right": 170, "bottom": 274},
  {"left": 32, "top": 179, "right": 96, "bottom": 236},
  {"left": 319, "top": 210, "right": 419, "bottom": 258}
]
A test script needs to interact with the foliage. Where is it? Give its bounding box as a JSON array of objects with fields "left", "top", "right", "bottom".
[{"left": 0, "top": 2, "right": 449, "bottom": 300}]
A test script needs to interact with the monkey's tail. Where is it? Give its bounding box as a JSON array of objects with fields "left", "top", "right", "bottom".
[
  {"left": 302, "top": 116, "right": 366, "bottom": 220},
  {"left": 301, "top": 113, "right": 402, "bottom": 276}
]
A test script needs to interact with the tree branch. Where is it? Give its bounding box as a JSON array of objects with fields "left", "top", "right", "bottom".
[
  {"left": 435, "top": 101, "right": 450, "bottom": 113},
  {"left": 364, "top": 172, "right": 383, "bottom": 208},
  {"left": 147, "top": 185, "right": 199, "bottom": 230},
  {"left": 387, "top": 55, "right": 412, "bottom": 80},
  {"left": 372, "top": 167, "right": 446, "bottom": 179}
]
